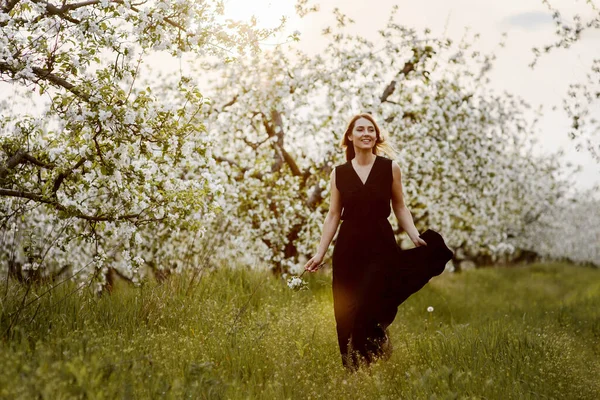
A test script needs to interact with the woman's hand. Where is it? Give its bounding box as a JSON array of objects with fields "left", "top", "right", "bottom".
[
  {"left": 410, "top": 234, "right": 428, "bottom": 247},
  {"left": 304, "top": 254, "right": 324, "bottom": 272}
]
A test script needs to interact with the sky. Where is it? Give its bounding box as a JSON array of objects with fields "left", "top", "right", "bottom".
[{"left": 223, "top": 0, "right": 600, "bottom": 194}]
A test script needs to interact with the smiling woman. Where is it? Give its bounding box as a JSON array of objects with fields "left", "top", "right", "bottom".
[{"left": 303, "top": 113, "right": 454, "bottom": 371}]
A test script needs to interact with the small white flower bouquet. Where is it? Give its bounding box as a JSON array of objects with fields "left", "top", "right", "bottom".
[
  {"left": 286, "top": 275, "right": 308, "bottom": 291},
  {"left": 284, "top": 263, "right": 324, "bottom": 291}
]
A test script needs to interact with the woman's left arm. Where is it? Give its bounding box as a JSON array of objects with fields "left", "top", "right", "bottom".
[{"left": 391, "top": 161, "right": 427, "bottom": 247}]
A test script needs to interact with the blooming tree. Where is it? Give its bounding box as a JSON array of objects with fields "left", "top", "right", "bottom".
[
  {"left": 0, "top": 0, "right": 280, "bottom": 287},
  {"left": 200, "top": 6, "right": 582, "bottom": 273},
  {"left": 515, "top": 186, "right": 600, "bottom": 267},
  {"left": 532, "top": 0, "right": 600, "bottom": 161},
  {"left": 2, "top": 1, "right": 596, "bottom": 290}
]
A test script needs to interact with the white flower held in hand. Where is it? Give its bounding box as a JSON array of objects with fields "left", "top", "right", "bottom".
[
  {"left": 284, "top": 265, "right": 321, "bottom": 291},
  {"left": 285, "top": 262, "right": 326, "bottom": 291},
  {"left": 287, "top": 275, "right": 307, "bottom": 291}
]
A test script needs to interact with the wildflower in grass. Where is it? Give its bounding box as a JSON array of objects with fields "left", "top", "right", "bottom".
[{"left": 426, "top": 306, "right": 435, "bottom": 329}]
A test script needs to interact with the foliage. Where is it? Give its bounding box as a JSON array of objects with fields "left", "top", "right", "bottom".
[
  {"left": 0, "top": 0, "right": 280, "bottom": 286},
  {"left": 0, "top": 262, "right": 599, "bottom": 398},
  {"left": 533, "top": 0, "right": 600, "bottom": 161},
  {"left": 1, "top": 1, "right": 599, "bottom": 287},
  {"left": 200, "top": 5, "right": 585, "bottom": 272},
  {"left": 518, "top": 186, "right": 600, "bottom": 266}
]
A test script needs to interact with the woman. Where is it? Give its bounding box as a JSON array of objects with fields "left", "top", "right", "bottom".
[{"left": 303, "top": 113, "right": 453, "bottom": 371}]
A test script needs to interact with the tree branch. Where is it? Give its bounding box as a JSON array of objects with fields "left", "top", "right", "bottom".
[
  {"left": 0, "top": 150, "right": 26, "bottom": 180},
  {"left": 306, "top": 164, "right": 333, "bottom": 209},
  {"left": 2, "top": 0, "right": 20, "bottom": 13},
  {"left": 261, "top": 110, "right": 302, "bottom": 177},
  {"left": 380, "top": 79, "right": 396, "bottom": 104},
  {"left": 379, "top": 60, "right": 415, "bottom": 104},
  {"left": 275, "top": 144, "right": 302, "bottom": 177},
  {"left": 0, "top": 62, "right": 89, "bottom": 100},
  {"left": 0, "top": 188, "right": 55, "bottom": 204},
  {"left": 61, "top": 0, "right": 102, "bottom": 11},
  {"left": 32, "top": 0, "right": 82, "bottom": 24},
  {"left": 30, "top": 0, "right": 189, "bottom": 32},
  {"left": 214, "top": 156, "right": 263, "bottom": 180},
  {"left": 0, "top": 149, "right": 55, "bottom": 181},
  {"left": 220, "top": 95, "right": 238, "bottom": 111},
  {"left": 52, "top": 157, "right": 87, "bottom": 195},
  {"left": 0, "top": 188, "right": 155, "bottom": 222},
  {"left": 242, "top": 136, "right": 270, "bottom": 150},
  {"left": 32, "top": 65, "right": 89, "bottom": 99},
  {"left": 21, "top": 152, "right": 54, "bottom": 169}
]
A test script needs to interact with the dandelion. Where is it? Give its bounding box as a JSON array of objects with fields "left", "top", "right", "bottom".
[{"left": 425, "top": 306, "right": 435, "bottom": 330}]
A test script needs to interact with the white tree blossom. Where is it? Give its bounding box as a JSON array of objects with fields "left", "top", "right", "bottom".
[
  {"left": 0, "top": 0, "right": 282, "bottom": 287},
  {"left": 200, "top": 5, "right": 596, "bottom": 272}
]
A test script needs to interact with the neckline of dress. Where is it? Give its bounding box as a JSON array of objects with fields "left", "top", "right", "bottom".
[{"left": 350, "top": 155, "right": 379, "bottom": 186}]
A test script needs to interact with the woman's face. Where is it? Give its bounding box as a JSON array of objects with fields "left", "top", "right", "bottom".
[{"left": 349, "top": 118, "right": 377, "bottom": 150}]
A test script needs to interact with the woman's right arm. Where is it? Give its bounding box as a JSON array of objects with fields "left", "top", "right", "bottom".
[{"left": 304, "top": 169, "right": 342, "bottom": 272}]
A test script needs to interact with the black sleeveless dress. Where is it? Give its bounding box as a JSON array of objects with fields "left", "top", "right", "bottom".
[{"left": 332, "top": 155, "right": 453, "bottom": 370}]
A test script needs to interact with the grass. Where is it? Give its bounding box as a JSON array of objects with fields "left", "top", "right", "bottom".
[{"left": 0, "top": 262, "right": 599, "bottom": 399}]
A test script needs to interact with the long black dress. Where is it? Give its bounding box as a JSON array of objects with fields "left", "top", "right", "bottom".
[{"left": 332, "top": 155, "right": 453, "bottom": 370}]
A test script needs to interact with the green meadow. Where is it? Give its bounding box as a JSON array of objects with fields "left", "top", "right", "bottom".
[{"left": 1, "top": 262, "right": 599, "bottom": 399}]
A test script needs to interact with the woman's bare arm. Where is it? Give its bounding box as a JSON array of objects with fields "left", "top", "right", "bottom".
[
  {"left": 304, "top": 169, "right": 342, "bottom": 272},
  {"left": 391, "top": 161, "right": 427, "bottom": 247}
]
